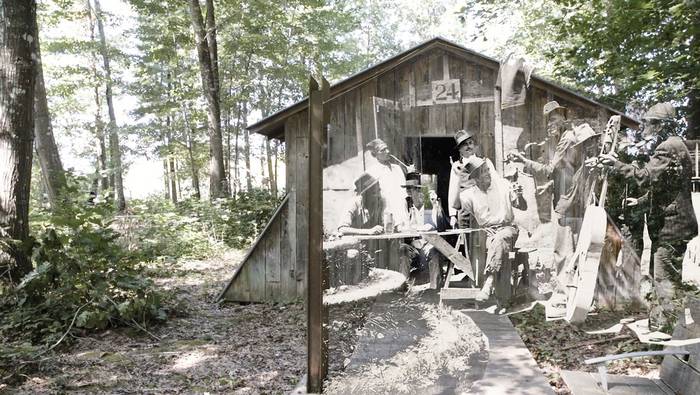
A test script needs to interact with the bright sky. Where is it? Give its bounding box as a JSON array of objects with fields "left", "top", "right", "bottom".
[{"left": 46, "top": 0, "right": 515, "bottom": 200}]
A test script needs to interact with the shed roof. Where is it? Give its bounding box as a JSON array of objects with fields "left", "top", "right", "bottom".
[{"left": 248, "top": 37, "right": 639, "bottom": 139}]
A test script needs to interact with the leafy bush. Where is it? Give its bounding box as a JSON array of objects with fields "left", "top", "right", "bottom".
[
  {"left": 163, "top": 189, "right": 282, "bottom": 250},
  {"left": 1, "top": 201, "right": 167, "bottom": 381},
  {"left": 124, "top": 198, "right": 224, "bottom": 261}
]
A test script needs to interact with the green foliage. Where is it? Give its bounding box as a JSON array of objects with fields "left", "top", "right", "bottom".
[
  {"left": 1, "top": 196, "right": 167, "bottom": 380},
  {"left": 161, "top": 189, "right": 282, "bottom": 250},
  {"left": 124, "top": 198, "right": 224, "bottom": 261},
  {"left": 459, "top": 0, "right": 700, "bottom": 135}
]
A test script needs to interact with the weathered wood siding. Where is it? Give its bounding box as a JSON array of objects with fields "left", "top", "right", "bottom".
[
  {"left": 221, "top": 45, "right": 630, "bottom": 303},
  {"left": 219, "top": 195, "right": 299, "bottom": 302}
]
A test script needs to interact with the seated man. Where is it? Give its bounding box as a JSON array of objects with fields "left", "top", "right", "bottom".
[
  {"left": 459, "top": 156, "right": 526, "bottom": 300},
  {"left": 337, "top": 172, "right": 385, "bottom": 236},
  {"left": 397, "top": 173, "right": 442, "bottom": 287}
]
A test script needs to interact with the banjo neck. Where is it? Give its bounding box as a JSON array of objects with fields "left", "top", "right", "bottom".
[{"left": 597, "top": 116, "right": 621, "bottom": 208}]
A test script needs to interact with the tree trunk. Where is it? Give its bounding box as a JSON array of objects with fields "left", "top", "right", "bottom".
[
  {"left": 243, "top": 102, "right": 252, "bottom": 191},
  {"left": 166, "top": 115, "right": 177, "bottom": 203},
  {"left": 32, "top": 18, "right": 66, "bottom": 210},
  {"left": 181, "top": 105, "right": 201, "bottom": 199},
  {"left": 0, "top": 0, "right": 37, "bottom": 282},
  {"left": 162, "top": 159, "right": 170, "bottom": 199},
  {"left": 87, "top": 1, "right": 108, "bottom": 194},
  {"left": 93, "top": 0, "right": 125, "bottom": 211},
  {"left": 188, "top": 0, "right": 228, "bottom": 199}
]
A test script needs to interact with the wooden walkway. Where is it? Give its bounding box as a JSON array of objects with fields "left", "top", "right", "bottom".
[
  {"left": 329, "top": 290, "right": 553, "bottom": 394},
  {"left": 463, "top": 310, "right": 555, "bottom": 394}
]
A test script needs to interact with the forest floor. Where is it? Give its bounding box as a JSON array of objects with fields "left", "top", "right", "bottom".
[
  {"left": 510, "top": 303, "right": 662, "bottom": 394},
  {"left": 9, "top": 250, "right": 311, "bottom": 394},
  {"left": 5, "top": 249, "right": 662, "bottom": 394}
]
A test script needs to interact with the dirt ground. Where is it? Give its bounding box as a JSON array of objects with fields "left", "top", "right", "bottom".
[
  {"left": 8, "top": 250, "right": 309, "bottom": 394},
  {"left": 510, "top": 304, "right": 662, "bottom": 394},
  {"left": 4, "top": 249, "right": 662, "bottom": 394}
]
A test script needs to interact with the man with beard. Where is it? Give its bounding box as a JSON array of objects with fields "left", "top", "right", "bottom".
[{"left": 598, "top": 102, "right": 697, "bottom": 331}]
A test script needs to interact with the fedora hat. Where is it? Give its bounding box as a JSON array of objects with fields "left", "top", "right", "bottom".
[
  {"left": 543, "top": 101, "right": 567, "bottom": 117},
  {"left": 354, "top": 172, "right": 379, "bottom": 195},
  {"left": 642, "top": 102, "right": 675, "bottom": 121},
  {"left": 366, "top": 138, "right": 388, "bottom": 153},
  {"left": 454, "top": 129, "right": 476, "bottom": 148},
  {"left": 571, "top": 123, "right": 602, "bottom": 149},
  {"left": 463, "top": 156, "right": 486, "bottom": 176}
]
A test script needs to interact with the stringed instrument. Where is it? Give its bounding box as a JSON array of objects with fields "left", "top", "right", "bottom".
[{"left": 565, "top": 115, "right": 621, "bottom": 323}]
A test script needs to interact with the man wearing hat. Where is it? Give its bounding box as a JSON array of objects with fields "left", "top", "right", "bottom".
[
  {"left": 365, "top": 138, "right": 409, "bottom": 229},
  {"left": 447, "top": 129, "right": 495, "bottom": 229},
  {"left": 397, "top": 172, "right": 442, "bottom": 286},
  {"left": 598, "top": 102, "right": 697, "bottom": 331},
  {"left": 337, "top": 172, "right": 385, "bottom": 236},
  {"left": 459, "top": 156, "right": 525, "bottom": 301},
  {"left": 508, "top": 101, "right": 602, "bottom": 315}
]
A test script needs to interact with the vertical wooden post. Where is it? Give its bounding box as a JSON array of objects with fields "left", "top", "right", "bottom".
[
  {"left": 307, "top": 75, "right": 329, "bottom": 393},
  {"left": 494, "top": 85, "right": 504, "bottom": 175}
]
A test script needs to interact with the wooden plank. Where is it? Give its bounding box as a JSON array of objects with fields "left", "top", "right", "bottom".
[
  {"left": 279, "top": 201, "right": 296, "bottom": 300},
  {"left": 297, "top": 110, "right": 310, "bottom": 298},
  {"left": 466, "top": 311, "right": 555, "bottom": 394},
  {"left": 286, "top": 115, "right": 299, "bottom": 297},
  {"left": 307, "top": 76, "right": 328, "bottom": 392},
  {"left": 327, "top": 97, "right": 344, "bottom": 166},
  {"left": 396, "top": 63, "right": 420, "bottom": 169},
  {"left": 476, "top": 65, "right": 496, "bottom": 162},
  {"left": 225, "top": 258, "right": 251, "bottom": 301},
  {"left": 462, "top": 61, "right": 481, "bottom": 136},
  {"left": 248, "top": 246, "right": 266, "bottom": 302},
  {"left": 343, "top": 90, "right": 356, "bottom": 161},
  {"left": 360, "top": 80, "right": 378, "bottom": 145},
  {"left": 265, "top": 214, "right": 281, "bottom": 301},
  {"left": 428, "top": 50, "right": 446, "bottom": 136},
  {"left": 445, "top": 54, "right": 464, "bottom": 133},
  {"left": 413, "top": 53, "right": 430, "bottom": 138}
]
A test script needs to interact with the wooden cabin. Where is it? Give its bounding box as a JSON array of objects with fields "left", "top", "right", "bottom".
[{"left": 219, "top": 37, "right": 639, "bottom": 303}]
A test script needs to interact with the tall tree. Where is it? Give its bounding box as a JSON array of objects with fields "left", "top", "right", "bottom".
[
  {"left": 33, "top": 16, "right": 67, "bottom": 210},
  {"left": 86, "top": 0, "right": 109, "bottom": 194},
  {"left": 92, "top": 0, "right": 126, "bottom": 211},
  {"left": 188, "top": 0, "right": 228, "bottom": 198},
  {"left": 0, "top": 0, "right": 37, "bottom": 282}
]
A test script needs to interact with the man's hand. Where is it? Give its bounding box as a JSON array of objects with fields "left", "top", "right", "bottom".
[
  {"left": 507, "top": 151, "right": 526, "bottom": 163},
  {"left": 625, "top": 197, "right": 639, "bottom": 207},
  {"left": 598, "top": 153, "right": 618, "bottom": 167},
  {"left": 367, "top": 225, "right": 384, "bottom": 235},
  {"left": 405, "top": 164, "right": 416, "bottom": 174},
  {"left": 450, "top": 215, "right": 458, "bottom": 228}
]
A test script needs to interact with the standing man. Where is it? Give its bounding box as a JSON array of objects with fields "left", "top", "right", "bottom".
[
  {"left": 598, "top": 102, "right": 697, "bottom": 331},
  {"left": 448, "top": 129, "right": 495, "bottom": 229},
  {"left": 508, "top": 101, "right": 591, "bottom": 314},
  {"left": 459, "top": 156, "right": 526, "bottom": 301},
  {"left": 366, "top": 138, "right": 409, "bottom": 228}
]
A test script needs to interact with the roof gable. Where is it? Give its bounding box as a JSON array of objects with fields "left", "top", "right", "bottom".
[{"left": 248, "top": 37, "right": 639, "bottom": 138}]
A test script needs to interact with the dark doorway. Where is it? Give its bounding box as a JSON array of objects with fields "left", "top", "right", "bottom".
[{"left": 406, "top": 136, "right": 458, "bottom": 217}]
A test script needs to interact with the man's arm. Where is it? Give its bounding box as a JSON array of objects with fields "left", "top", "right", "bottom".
[{"left": 612, "top": 139, "right": 678, "bottom": 187}]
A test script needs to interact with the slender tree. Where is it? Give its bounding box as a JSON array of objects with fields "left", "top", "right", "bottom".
[
  {"left": 0, "top": 0, "right": 37, "bottom": 282},
  {"left": 92, "top": 0, "right": 126, "bottom": 211},
  {"left": 32, "top": 17, "right": 66, "bottom": 210}
]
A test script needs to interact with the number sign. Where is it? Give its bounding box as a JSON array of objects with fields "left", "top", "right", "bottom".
[{"left": 431, "top": 79, "right": 461, "bottom": 104}]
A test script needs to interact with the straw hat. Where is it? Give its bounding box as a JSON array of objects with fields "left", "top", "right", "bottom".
[
  {"left": 454, "top": 129, "right": 476, "bottom": 148},
  {"left": 354, "top": 172, "right": 379, "bottom": 195}
]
